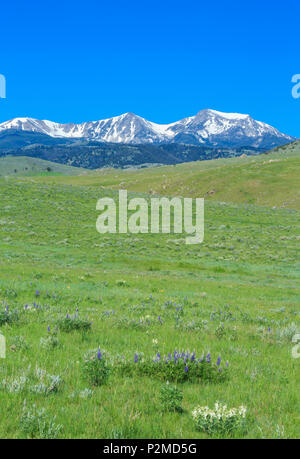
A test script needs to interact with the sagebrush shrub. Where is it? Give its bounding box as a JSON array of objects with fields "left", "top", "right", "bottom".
[
  {"left": 40, "top": 335, "right": 60, "bottom": 350},
  {"left": 0, "top": 367, "right": 62, "bottom": 395},
  {"left": 19, "top": 403, "right": 63, "bottom": 439},
  {"left": 10, "top": 335, "right": 29, "bottom": 351}
]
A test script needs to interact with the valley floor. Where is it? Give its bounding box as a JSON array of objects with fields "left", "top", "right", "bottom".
[{"left": 0, "top": 178, "right": 299, "bottom": 438}]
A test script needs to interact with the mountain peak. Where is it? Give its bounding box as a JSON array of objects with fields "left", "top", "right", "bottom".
[{"left": 196, "top": 109, "right": 250, "bottom": 120}]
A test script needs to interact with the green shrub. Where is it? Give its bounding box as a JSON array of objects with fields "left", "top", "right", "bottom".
[
  {"left": 82, "top": 348, "right": 110, "bottom": 386},
  {"left": 160, "top": 383, "right": 183, "bottom": 412},
  {"left": 0, "top": 306, "right": 19, "bottom": 326}
]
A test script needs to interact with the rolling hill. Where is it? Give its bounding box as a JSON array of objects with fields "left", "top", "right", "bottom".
[
  {"left": 0, "top": 156, "right": 88, "bottom": 177},
  {"left": 22, "top": 141, "right": 300, "bottom": 210}
]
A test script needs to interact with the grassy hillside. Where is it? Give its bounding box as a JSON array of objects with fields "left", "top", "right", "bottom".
[
  {"left": 24, "top": 141, "right": 300, "bottom": 210},
  {"left": 0, "top": 156, "right": 88, "bottom": 177},
  {"left": 0, "top": 177, "right": 299, "bottom": 439}
]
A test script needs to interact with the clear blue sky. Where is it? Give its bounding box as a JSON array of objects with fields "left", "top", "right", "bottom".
[{"left": 0, "top": 0, "right": 299, "bottom": 137}]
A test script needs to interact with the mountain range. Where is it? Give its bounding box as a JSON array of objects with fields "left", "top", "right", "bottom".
[{"left": 0, "top": 109, "right": 295, "bottom": 149}]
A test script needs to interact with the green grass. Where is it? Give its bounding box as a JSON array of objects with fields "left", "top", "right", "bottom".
[
  {"left": 0, "top": 176, "right": 299, "bottom": 439},
  {"left": 0, "top": 156, "right": 88, "bottom": 177},
  {"left": 25, "top": 141, "right": 300, "bottom": 210}
]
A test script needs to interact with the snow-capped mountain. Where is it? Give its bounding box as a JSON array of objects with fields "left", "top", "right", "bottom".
[{"left": 0, "top": 110, "right": 294, "bottom": 149}]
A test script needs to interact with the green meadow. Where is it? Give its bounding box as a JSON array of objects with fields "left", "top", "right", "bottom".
[{"left": 0, "top": 144, "right": 299, "bottom": 438}]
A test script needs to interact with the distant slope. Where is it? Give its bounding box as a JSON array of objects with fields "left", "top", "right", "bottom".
[
  {"left": 0, "top": 129, "right": 75, "bottom": 149},
  {"left": 0, "top": 156, "right": 88, "bottom": 176},
  {"left": 0, "top": 140, "right": 264, "bottom": 169},
  {"left": 26, "top": 142, "right": 300, "bottom": 210}
]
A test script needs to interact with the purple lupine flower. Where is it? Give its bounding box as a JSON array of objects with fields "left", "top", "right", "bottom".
[
  {"left": 25, "top": 304, "right": 28, "bottom": 311},
  {"left": 134, "top": 353, "right": 138, "bottom": 363},
  {"left": 206, "top": 353, "right": 211, "bottom": 363},
  {"left": 157, "top": 352, "right": 161, "bottom": 361},
  {"left": 184, "top": 365, "right": 189, "bottom": 373},
  {"left": 217, "top": 356, "right": 221, "bottom": 366},
  {"left": 47, "top": 325, "right": 51, "bottom": 333},
  {"left": 97, "top": 348, "right": 102, "bottom": 360},
  {"left": 66, "top": 313, "right": 70, "bottom": 319},
  {"left": 268, "top": 327, "right": 271, "bottom": 333},
  {"left": 226, "top": 361, "right": 229, "bottom": 368},
  {"left": 218, "top": 367, "right": 222, "bottom": 373},
  {"left": 158, "top": 316, "right": 162, "bottom": 324}
]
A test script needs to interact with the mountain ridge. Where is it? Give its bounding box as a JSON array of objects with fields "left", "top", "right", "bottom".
[{"left": 0, "top": 109, "right": 294, "bottom": 149}]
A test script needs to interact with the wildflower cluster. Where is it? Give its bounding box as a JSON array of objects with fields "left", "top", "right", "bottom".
[
  {"left": 82, "top": 348, "right": 110, "bottom": 386},
  {"left": 40, "top": 326, "right": 59, "bottom": 349},
  {"left": 57, "top": 310, "right": 92, "bottom": 332},
  {"left": 192, "top": 402, "right": 247, "bottom": 436},
  {"left": 119, "top": 350, "right": 227, "bottom": 383},
  {"left": 0, "top": 305, "right": 19, "bottom": 326}
]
